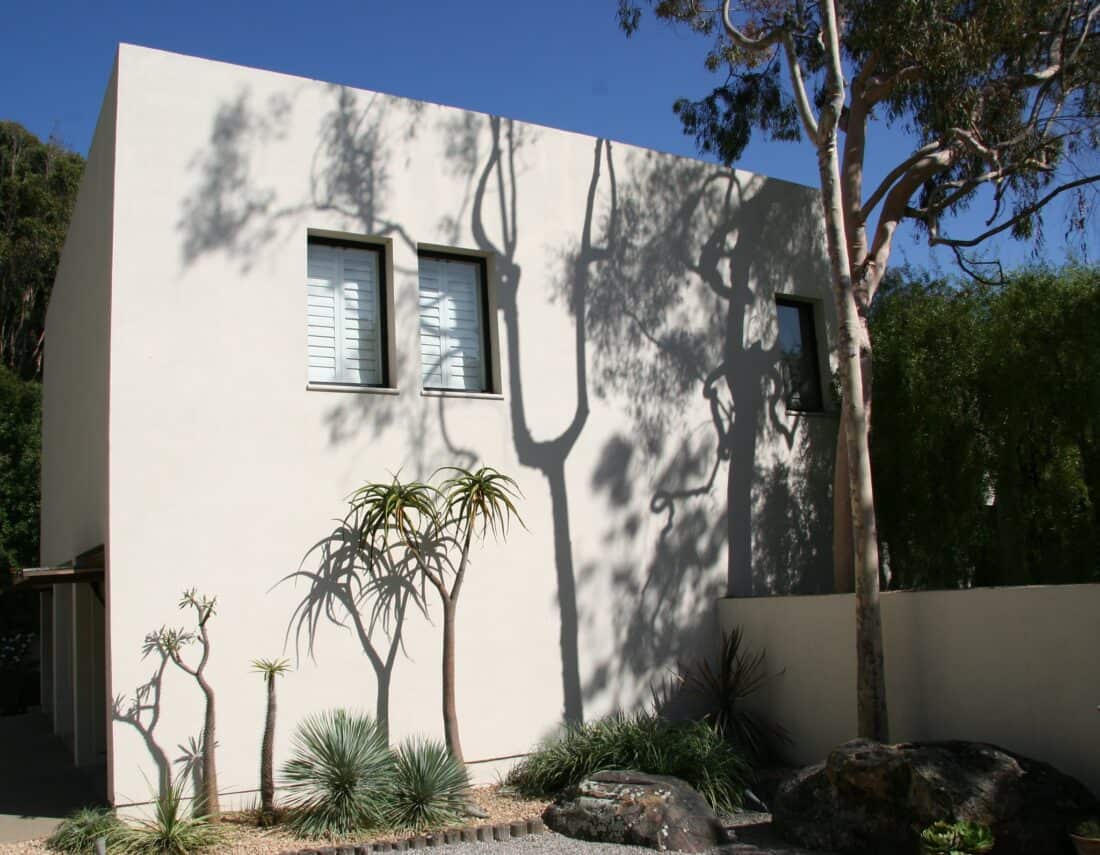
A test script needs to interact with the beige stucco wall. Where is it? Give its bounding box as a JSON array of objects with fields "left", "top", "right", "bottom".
[
  {"left": 99, "top": 44, "right": 835, "bottom": 807},
  {"left": 719, "top": 584, "right": 1100, "bottom": 795},
  {"left": 41, "top": 61, "right": 117, "bottom": 764}
]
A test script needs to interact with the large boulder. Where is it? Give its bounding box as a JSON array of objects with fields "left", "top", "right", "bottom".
[
  {"left": 542, "top": 769, "right": 732, "bottom": 852},
  {"left": 774, "top": 739, "right": 1098, "bottom": 855}
]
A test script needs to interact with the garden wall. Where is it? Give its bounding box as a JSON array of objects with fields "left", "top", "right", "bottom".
[{"left": 719, "top": 584, "right": 1100, "bottom": 795}]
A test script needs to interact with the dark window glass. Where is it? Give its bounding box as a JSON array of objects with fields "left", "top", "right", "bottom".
[{"left": 776, "top": 299, "right": 823, "bottom": 412}]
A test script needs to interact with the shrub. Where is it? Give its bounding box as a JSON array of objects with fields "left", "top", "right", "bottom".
[
  {"left": 505, "top": 713, "right": 750, "bottom": 813},
  {"left": 386, "top": 738, "right": 469, "bottom": 830},
  {"left": 46, "top": 807, "right": 122, "bottom": 854},
  {"left": 114, "top": 781, "right": 222, "bottom": 855},
  {"left": 919, "top": 819, "right": 994, "bottom": 854},
  {"left": 281, "top": 709, "right": 392, "bottom": 838}
]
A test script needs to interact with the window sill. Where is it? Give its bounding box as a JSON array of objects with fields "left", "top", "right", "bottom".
[
  {"left": 421, "top": 389, "right": 505, "bottom": 401},
  {"left": 307, "top": 383, "right": 400, "bottom": 395}
]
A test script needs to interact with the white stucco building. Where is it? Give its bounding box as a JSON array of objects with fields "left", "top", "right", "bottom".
[{"left": 38, "top": 44, "right": 836, "bottom": 807}]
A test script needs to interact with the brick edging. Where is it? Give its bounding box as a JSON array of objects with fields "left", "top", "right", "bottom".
[{"left": 283, "top": 816, "right": 547, "bottom": 853}]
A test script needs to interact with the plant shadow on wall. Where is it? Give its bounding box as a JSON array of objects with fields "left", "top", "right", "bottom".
[
  {"left": 112, "top": 639, "right": 172, "bottom": 800},
  {"left": 280, "top": 507, "right": 425, "bottom": 742}
]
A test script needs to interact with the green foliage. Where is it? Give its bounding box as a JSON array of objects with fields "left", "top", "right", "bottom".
[
  {"left": 670, "top": 627, "right": 789, "bottom": 764},
  {"left": 251, "top": 657, "right": 291, "bottom": 679},
  {"left": 0, "top": 122, "right": 84, "bottom": 380},
  {"left": 1076, "top": 818, "right": 1100, "bottom": 839},
  {"left": 114, "top": 780, "right": 222, "bottom": 855},
  {"left": 280, "top": 710, "right": 392, "bottom": 838},
  {"left": 437, "top": 466, "right": 524, "bottom": 538},
  {"left": 349, "top": 477, "right": 439, "bottom": 550},
  {"left": 920, "top": 820, "right": 995, "bottom": 854},
  {"left": 871, "top": 267, "right": 1100, "bottom": 587},
  {"left": 505, "top": 713, "right": 750, "bottom": 814},
  {"left": 385, "top": 738, "right": 469, "bottom": 830},
  {"left": 0, "top": 364, "right": 40, "bottom": 569},
  {"left": 46, "top": 807, "right": 123, "bottom": 854}
]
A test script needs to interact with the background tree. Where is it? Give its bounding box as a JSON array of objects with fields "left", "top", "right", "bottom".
[
  {"left": 0, "top": 364, "right": 40, "bottom": 570},
  {"left": 872, "top": 265, "right": 1100, "bottom": 588},
  {"left": 620, "top": 0, "right": 1100, "bottom": 741},
  {"left": 252, "top": 657, "right": 291, "bottom": 824},
  {"left": 350, "top": 467, "right": 523, "bottom": 765},
  {"left": 0, "top": 122, "right": 83, "bottom": 380},
  {"left": 154, "top": 589, "right": 221, "bottom": 819}
]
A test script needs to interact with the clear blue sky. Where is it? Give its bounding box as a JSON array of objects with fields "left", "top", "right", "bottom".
[{"left": 1, "top": 0, "right": 1087, "bottom": 273}]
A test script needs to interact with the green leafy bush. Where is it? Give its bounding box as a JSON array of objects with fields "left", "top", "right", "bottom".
[
  {"left": 919, "top": 819, "right": 994, "bottom": 854},
  {"left": 114, "top": 781, "right": 222, "bottom": 855},
  {"left": 280, "top": 709, "right": 392, "bottom": 837},
  {"left": 386, "top": 738, "right": 469, "bottom": 830},
  {"left": 46, "top": 807, "right": 122, "bottom": 854},
  {"left": 505, "top": 713, "right": 750, "bottom": 813},
  {"left": 1076, "top": 818, "right": 1100, "bottom": 839}
]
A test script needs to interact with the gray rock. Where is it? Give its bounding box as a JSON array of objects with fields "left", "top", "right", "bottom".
[
  {"left": 773, "top": 739, "right": 1099, "bottom": 855},
  {"left": 542, "top": 769, "right": 731, "bottom": 852}
]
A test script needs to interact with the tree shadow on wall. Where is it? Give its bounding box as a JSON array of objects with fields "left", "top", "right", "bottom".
[
  {"left": 572, "top": 156, "right": 834, "bottom": 708},
  {"left": 177, "top": 84, "right": 427, "bottom": 446},
  {"left": 438, "top": 114, "right": 618, "bottom": 725},
  {"left": 279, "top": 511, "right": 426, "bottom": 741}
]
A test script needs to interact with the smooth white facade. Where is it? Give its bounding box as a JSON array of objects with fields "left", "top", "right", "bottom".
[
  {"left": 719, "top": 584, "right": 1100, "bottom": 795},
  {"left": 43, "top": 44, "right": 836, "bottom": 807}
]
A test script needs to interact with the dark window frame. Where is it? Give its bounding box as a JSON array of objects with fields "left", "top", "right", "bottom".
[
  {"left": 775, "top": 296, "right": 825, "bottom": 413},
  {"left": 417, "top": 249, "right": 494, "bottom": 394},
  {"left": 307, "top": 235, "right": 391, "bottom": 389}
]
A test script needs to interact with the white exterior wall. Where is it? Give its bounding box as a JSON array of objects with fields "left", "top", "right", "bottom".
[
  {"left": 40, "top": 62, "right": 116, "bottom": 765},
  {"left": 719, "top": 585, "right": 1100, "bottom": 796},
  {"left": 100, "top": 45, "right": 835, "bottom": 807}
]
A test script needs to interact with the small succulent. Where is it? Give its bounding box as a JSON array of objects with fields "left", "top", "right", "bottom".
[
  {"left": 920, "top": 820, "right": 994, "bottom": 854},
  {"left": 1075, "top": 818, "right": 1100, "bottom": 839}
]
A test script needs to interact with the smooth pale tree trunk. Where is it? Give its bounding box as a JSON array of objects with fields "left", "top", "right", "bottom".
[
  {"left": 813, "top": 15, "right": 890, "bottom": 741},
  {"left": 196, "top": 675, "right": 220, "bottom": 819},
  {"left": 260, "top": 675, "right": 276, "bottom": 819},
  {"left": 441, "top": 600, "right": 463, "bottom": 764}
]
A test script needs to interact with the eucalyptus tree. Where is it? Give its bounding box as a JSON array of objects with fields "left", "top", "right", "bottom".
[
  {"left": 620, "top": 0, "right": 1100, "bottom": 741},
  {"left": 350, "top": 467, "right": 523, "bottom": 764}
]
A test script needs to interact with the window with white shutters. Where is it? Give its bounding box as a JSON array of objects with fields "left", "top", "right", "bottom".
[
  {"left": 307, "top": 240, "right": 386, "bottom": 387},
  {"left": 418, "top": 254, "right": 490, "bottom": 392}
]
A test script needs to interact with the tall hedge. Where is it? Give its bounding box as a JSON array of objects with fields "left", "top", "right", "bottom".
[{"left": 871, "top": 267, "right": 1100, "bottom": 589}]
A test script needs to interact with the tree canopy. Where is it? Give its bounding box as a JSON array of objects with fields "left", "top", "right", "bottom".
[{"left": 1, "top": 121, "right": 84, "bottom": 380}]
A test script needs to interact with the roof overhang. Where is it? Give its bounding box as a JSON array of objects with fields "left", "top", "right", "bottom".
[{"left": 5, "top": 545, "right": 105, "bottom": 595}]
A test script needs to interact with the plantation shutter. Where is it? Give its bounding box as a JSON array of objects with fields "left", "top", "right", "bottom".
[
  {"left": 418, "top": 256, "right": 487, "bottom": 391},
  {"left": 307, "top": 242, "right": 383, "bottom": 386}
]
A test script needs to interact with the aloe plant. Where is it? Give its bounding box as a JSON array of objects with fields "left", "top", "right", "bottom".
[{"left": 351, "top": 467, "right": 522, "bottom": 764}]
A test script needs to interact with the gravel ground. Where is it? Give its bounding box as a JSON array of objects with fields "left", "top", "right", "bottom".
[{"left": 0, "top": 791, "right": 824, "bottom": 855}]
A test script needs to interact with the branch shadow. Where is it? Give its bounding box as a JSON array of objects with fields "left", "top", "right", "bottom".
[{"left": 111, "top": 639, "right": 172, "bottom": 799}]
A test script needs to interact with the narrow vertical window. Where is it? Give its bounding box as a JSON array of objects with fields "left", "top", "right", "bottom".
[
  {"left": 307, "top": 239, "right": 386, "bottom": 387},
  {"left": 418, "top": 253, "right": 490, "bottom": 392},
  {"left": 776, "top": 298, "right": 824, "bottom": 412}
]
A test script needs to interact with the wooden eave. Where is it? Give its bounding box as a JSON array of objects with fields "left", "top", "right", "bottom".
[{"left": 5, "top": 544, "right": 105, "bottom": 592}]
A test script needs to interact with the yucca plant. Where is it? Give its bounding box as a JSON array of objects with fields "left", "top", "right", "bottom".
[
  {"left": 386, "top": 737, "right": 470, "bottom": 830},
  {"left": 252, "top": 657, "right": 291, "bottom": 824},
  {"left": 280, "top": 709, "right": 392, "bottom": 838},
  {"left": 505, "top": 712, "right": 750, "bottom": 814},
  {"left": 672, "top": 627, "right": 789, "bottom": 764},
  {"left": 351, "top": 466, "right": 523, "bottom": 764},
  {"left": 114, "top": 778, "right": 222, "bottom": 855},
  {"left": 46, "top": 806, "right": 123, "bottom": 854}
]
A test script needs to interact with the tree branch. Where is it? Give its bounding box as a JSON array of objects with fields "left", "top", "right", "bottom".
[{"left": 931, "top": 172, "right": 1100, "bottom": 247}]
